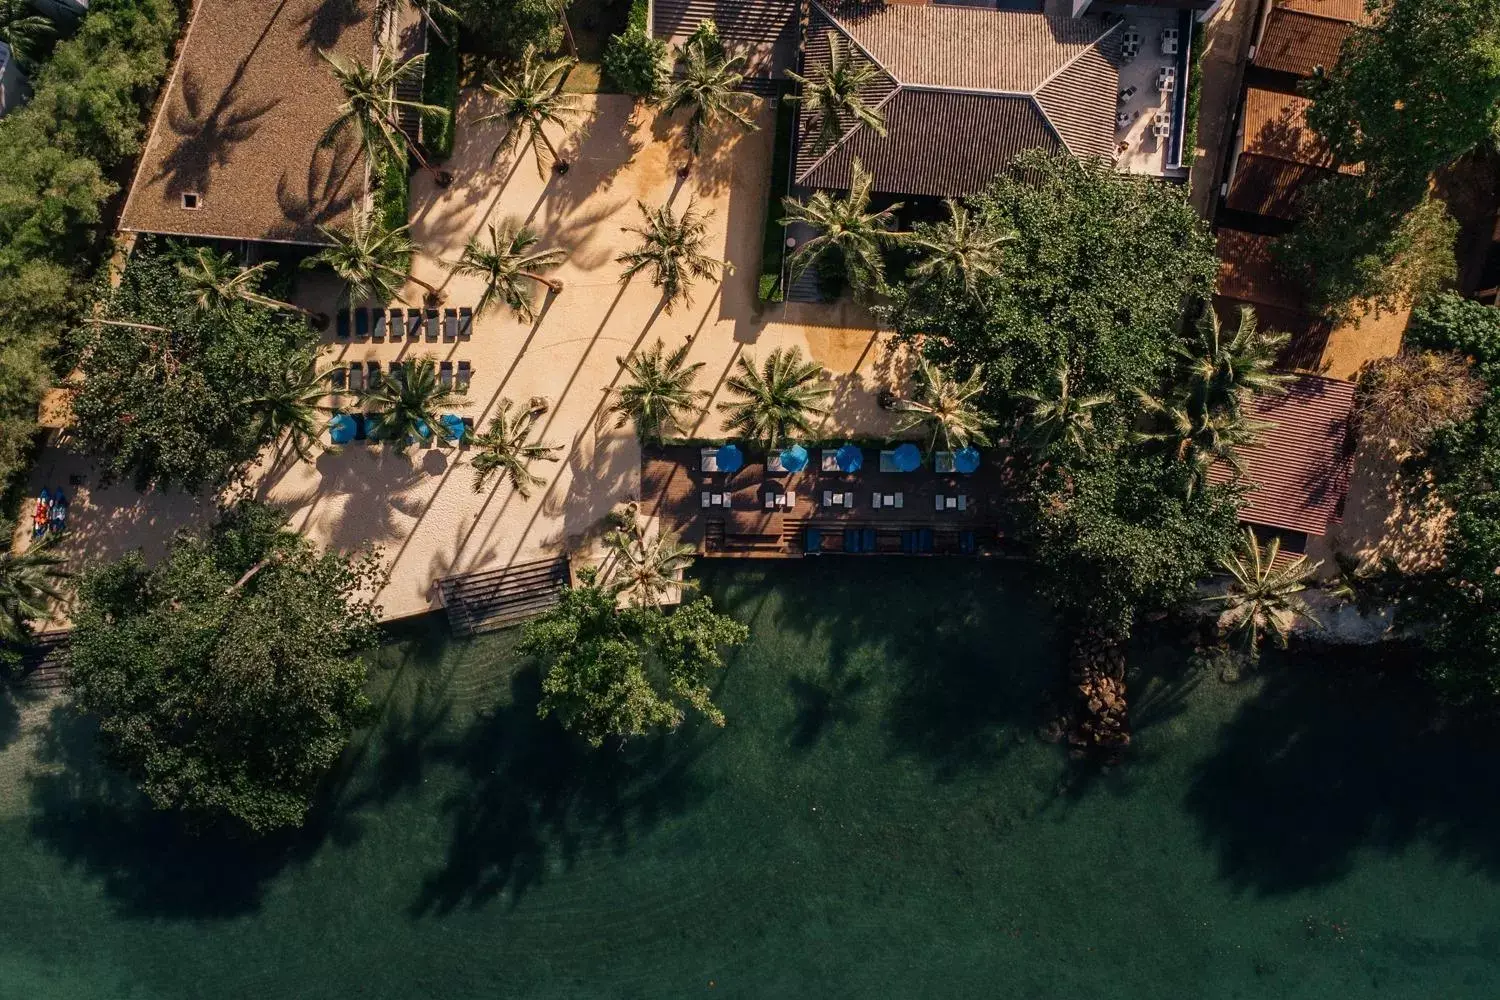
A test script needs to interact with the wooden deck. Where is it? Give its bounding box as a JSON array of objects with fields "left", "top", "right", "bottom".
[{"left": 641, "top": 445, "right": 1016, "bottom": 558}]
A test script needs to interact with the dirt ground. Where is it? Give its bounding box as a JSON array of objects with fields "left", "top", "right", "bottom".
[{"left": 1306, "top": 440, "right": 1451, "bottom": 579}]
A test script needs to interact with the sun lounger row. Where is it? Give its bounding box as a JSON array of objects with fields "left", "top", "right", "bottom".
[
  {"left": 330, "top": 360, "right": 473, "bottom": 392},
  {"left": 335, "top": 307, "right": 473, "bottom": 343}
]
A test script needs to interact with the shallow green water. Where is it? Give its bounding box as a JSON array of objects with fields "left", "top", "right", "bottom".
[{"left": 1, "top": 560, "right": 1498, "bottom": 999}]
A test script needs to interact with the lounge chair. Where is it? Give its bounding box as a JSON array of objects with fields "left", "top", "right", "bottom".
[
  {"left": 371, "top": 311, "right": 386, "bottom": 342},
  {"left": 824, "top": 490, "right": 834, "bottom": 507},
  {"left": 353, "top": 413, "right": 369, "bottom": 441},
  {"left": 786, "top": 490, "right": 796, "bottom": 507},
  {"left": 702, "top": 492, "right": 712, "bottom": 508},
  {"left": 862, "top": 527, "right": 876, "bottom": 552},
  {"left": 458, "top": 307, "right": 473, "bottom": 340},
  {"left": 805, "top": 527, "right": 822, "bottom": 554},
  {"left": 366, "top": 362, "right": 382, "bottom": 391},
  {"left": 335, "top": 310, "right": 351, "bottom": 341},
  {"left": 406, "top": 308, "right": 423, "bottom": 340},
  {"left": 934, "top": 451, "right": 955, "bottom": 474},
  {"left": 935, "top": 494, "right": 945, "bottom": 510},
  {"left": 821, "top": 450, "right": 839, "bottom": 472},
  {"left": 456, "top": 361, "right": 471, "bottom": 390},
  {"left": 424, "top": 308, "right": 440, "bottom": 341},
  {"left": 348, "top": 362, "right": 364, "bottom": 392},
  {"left": 353, "top": 308, "right": 370, "bottom": 341},
  {"left": 920, "top": 528, "right": 934, "bottom": 553},
  {"left": 893, "top": 493, "right": 903, "bottom": 509},
  {"left": 390, "top": 309, "right": 405, "bottom": 339},
  {"left": 700, "top": 447, "right": 719, "bottom": 472},
  {"left": 843, "top": 494, "right": 854, "bottom": 509},
  {"left": 872, "top": 493, "right": 881, "bottom": 508},
  {"left": 388, "top": 361, "right": 405, "bottom": 387},
  {"left": 330, "top": 366, "right": 347, "bottom": 391},
  {"left": 844, "top": 528, "right": 861, "bottom": 553},
  {"left": 443, "top": 308, "right": 458, "bottom": 341},
  {"left": 49, "top": 491, "right": 68, "bottom": 534},
  {"left": 957, "top": 495, "right": 968, "bottom": 511},
  {"left": 439, "top": 361, "right": 453, "bottom": 389},
  {"left": 765, "top": 494, "right": 776, "bottom": 509}
]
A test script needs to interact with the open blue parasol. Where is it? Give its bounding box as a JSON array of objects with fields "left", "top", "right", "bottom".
[
  {"left": 328, "top": 413, "right": 357, "bottom": 445},
  {"left": 716, "top": 443, "right": 744, "bottom": 473},
  {"left": 954, "top": 446, "right": 981, "bottom": 475},
  {"left": 779, "top": 443, "right": 809, "bottom": 473},
  {"left": 835, "top": 443, "right": 863, "bottom": 473},
  {"left": 892, "top": 442, "right": 922, "bottom": 472},
  {"left": 439, "top": 413, "right": 466, "bottom": 444}
]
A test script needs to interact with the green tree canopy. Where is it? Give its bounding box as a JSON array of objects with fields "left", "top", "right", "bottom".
[
  {"left": 520, "top": 573, "right": 748, "bottom": 747},
  {"left": 451, "top": 0, "right": 565, "bottom": 59},
  {"left": 71, "top": 239, "right": 321, "bottom": 491},
  {"left": 68, "top": 500, "right": 383, "bottom": 833}
]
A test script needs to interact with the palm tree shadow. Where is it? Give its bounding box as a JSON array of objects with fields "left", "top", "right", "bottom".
[
  {"left": 155, "top": 68, "right": 282, "bottom": 199},
  {"left": 298, "top": 0, "right": 364, "bottom": 51}
]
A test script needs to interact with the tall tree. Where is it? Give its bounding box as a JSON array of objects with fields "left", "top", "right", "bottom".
[
  {"left": 718, "top": 347, "right": 832, "bottom": 449},
  {"left": 469, "top": 398, "right": 562, "bottom": 498},
  {"left": 1013, "top": 365, "right": 1112, "bottom": 465},
  {"left": 68, "top": 500, "right": 382, "bottom": 834},
  {"left": 1134, "top": 392, "right": 1268, "bottom": 489},
  {"left": 360, "top": 355, "right": 467, "bottom": 453},
  {"left": 890, "top": 354, "right": 994, "bottom": 453},
  {"left": 177, "top": 247, "right": 328, "bottom": 328},
  {"left": 616, "top": 199, "right": 730, "bottom": 312},
  {"left": 781, "top": 159, "right": 904, "bottom": 300},
  {"left": 657, "top": 20, "right": 757, "bottom": 171},
  {"left": 320, "top": 49, "right": 449, "bottom": 181},
  {"left": 474, "top": 44, "right": 582, "bottom": 174},
  {"left": 0, "top": 541, "right": 67, "bottom": 645},
  {"left": 243, "top": 361, "right": 334, "bottom": 465},
  {"left": 785, "top": 30, "right": 888, "bottom": 153},
  {"left": 909, "top": 199, "right": 1013, "bottom": 299},
  {"left": 310, "top": 214, "right": 443, "bottom": 307},
  {"left": 609, "top": 338, "right": 708, "bottom": 443},
  {"left": 1210, "top": 528, "right": 1321, "bottom": 660},
  {"left": 0, "top": 0, "right": 56, "bottom": 69},
  {"left": 520, "top": 571, "right": 748, "bottom": 747},
  {"left": 447, "top": 221, "right": 566, "bottom": 321},
  {"left": 603, "top": 522, "right": 698, "bottom": 608}
]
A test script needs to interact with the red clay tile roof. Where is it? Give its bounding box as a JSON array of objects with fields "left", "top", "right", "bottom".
[
  {"left": 1208, "top": 374, "right": 1357, "bottom": 536},
  {"left": 1225, "top": 89, "right": 1359, "bottom": 218},
  {"left": 1226, "top": 154, "right": 1335, "bottom": 218},
  {"left": 1215, "top": 229, "right": 1308, "bottom": 312},
  {"left": 121, "top": 0, "right": 377, "bottom": 245},
  {"left": 1279, "top": 0, "right": 1370, "bottom": 21},
  {"left": 1253, "top": 5, "right": 1361, "bottom": 77},
  {"left": 651, "top": 0, "right": 799, "bottom": 78}
]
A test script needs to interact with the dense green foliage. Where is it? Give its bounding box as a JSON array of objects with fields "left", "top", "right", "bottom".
[
  {"left": 68, "top": 500, "right": 382, "bottom": 833},
  {"left": 455, "top": 0, "right": 565, "bottom": 58},
  {"left": 421, "top": 12, "right": 460, "bottom": 160},
  {"left": 602, "top": 16, "right": 666, "bottom": 99},
  {"left": 0, "top": 0, "right": 179, "bottom": 490},
  {"left": 758, "top": 98, "right": 795, "bottom": 302},
  {"left": 71, "top": 240, "right": 320, "bottom": 491},
  {"left": 520, "top": 573, "right": 748, "bottom": 747}
]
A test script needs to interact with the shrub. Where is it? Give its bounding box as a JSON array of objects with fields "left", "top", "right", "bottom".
[
  {"left": 602, "top": 0, "right": 666, "bottom": 100},
  {"left": 375, "top": 148, "right": 411, "bottom": 233},
  {"left": 758, "top": 97, "right": 794, "bottom": 303},
  {"left": 1356, "top": 351, "right": 1485, "bottom": 454},
  {"left": 421, "top": 13, "right": 460, "bottom": 161},
  {"left": 452, "top": 0, "right": 562, "bottom": 58}
]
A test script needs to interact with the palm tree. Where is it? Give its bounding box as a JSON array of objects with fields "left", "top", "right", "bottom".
[
  {"left": 309, "top": 214, "right": 443, "bottom": 306},
  {"left": 446, "top": 222, "right": 566, "bottom": 321},
  {"left": 657, "top": 27, "right": 757, "bottom": 169},
  {"left": 609, "top": 339, "right": 708, "bottom": 443},
  {"left": 360, "top": 355, "right": 467, "bottom": 453},
  {"left": 1210, "top": 527, "right": 1321, "bottom": 659},
  {"left": 469, "top": 398, "right": 562, "bottom": 498},
  {"left": 320, "top": 49, "right": 450, "bottom": 183},
  {"left": 785, "top": 30, "right": 888, "bottom": 154},
  {"left": 718, "top": 347, "right": 832, "bottom": 449},
  {"left": 1014, "top": 365, "right": 1112, "bottom": 463},
  {"left": 1135, "top": 392, "right": 1269, "bottom": 489},
  {"left": 0, "top": 0, "right": 56, "bottom": 70},
  {"left": 616, "top": 199, "right": 730, "bottom": 312},
  {"left": 1175, "top": 305, "right": 1291, "bottom": 421},
  {"left": 604, "top": 525, "right": 698, "bottom": 608},
  {"left": 177, "top": 248, "right": 328, "bottom": 328},
  {"left": 909, "top": 200, "right": 1013, "bottom": 298},
  {"left": 782, "top": 159, "right": 904, "bottom": 299},
  {"left": 243, "top": 361, "right": 333, "bottom": 464},
  {"left": 0, "top": 541, "right": 68, "bottom": 645},
  {"left": 891, "top": 355, "right": 994, "bottom": 453},
  {"left": 473, "top": 44, "right": 582, "bottom": 175}
]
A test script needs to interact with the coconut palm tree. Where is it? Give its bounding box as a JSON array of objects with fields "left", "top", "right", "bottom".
[
  {"left": 0, "top": 541, "right": 68, "bottom": 645},
  {"left": 609, "top": 338, "right": 708, "bottom": 443},
  {"left": 320, "top": 49, "right": 450, "bottom": 182},
  {"left": 1175, "top": 305, "right": 1291, "bottom": 421},
  {"left": 1135, "top": 391, "right": 1272, "bottom": 489},
  {"left": 891, "top": 355, "right": 994, "bottom": 453},
  {"left": 718, "top": 347, "right": 832, "bottom": 449},
  {"left": 657, "top": 25, "right": 757, "bottom": 169},
  {"left": 909, "top": 200, "right": 1013, "bottom": 298},
  {"left": 469, "top": 398, "right": 562, "bottom": 498},
  {"left": 473, "top": 44, "right": 582, "bottom": 175},
  {"left": 309, "top": 214, "right": 443, "bottom": 306},
  {"left": 785, "top": 30, "right": 888, "bottom": 154},
  {"left": 616, "top": 199, "right": 730, "bottom": 312},
  {"left": 1013, "top": 365, "right": 1112, "bottom": 463},
  {"left": 1210, "top": 527, "right": 1321, "bottom": 659},
  {"left": 782, "top": 159, "right": 904, "bottom": 299},
  {"left": 604, "top": 525, "right": 698, "bottom": 608},
  {"left": 446, "top": 222, "right": 566, "bottom": 321},
  {"left": 243, "top": 361, "right": 333, "bottom": 464},
  {"left": 0, "top": 0, "right": 56, "bottom": 70},
  {"left": 177, "top": 248, "right": 328, "bottom": 328},
  {"left": 360, "top": 355, "right": 467, "bottom": 453}
]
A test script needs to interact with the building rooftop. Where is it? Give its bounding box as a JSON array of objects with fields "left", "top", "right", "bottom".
[
  {"left": 651, "top": 0, "right": 800, "bottom": 81},
  {"left": 1252, "top": 0, "right": 1369, "bottom": 78},
  {"left": 1224, "top": 87, "right": 1358, "bottom": 219},
  {"left": 119, "top": 0, "right": 377, "bottom": 245}
]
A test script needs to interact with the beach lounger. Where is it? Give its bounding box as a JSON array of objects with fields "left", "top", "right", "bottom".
[
  {"left": 365, "top": 362, "right": 382, "bottom": 391},
  {"left": 353, "top": 308, "right": 370, "bottom": 341},
  {"left": 387, "top": 361, "right": 405, "bottom": 387},
  {"left": 371, "top": 311, "right": 386, "bottom": 342},
  {"left": 443, "top": 308, "right": 458, "bottom": 341},
  {"left": 458, "top": 307, "right": 473, "bottom": 340},
  {"left": 765, "top": 494, "right": 776, "bottom": 509},
  {"left": 843, "top": 493, "right": 854, "bottom": 509},
  {"left": 389, "top": 309, "right": 405, "bottom": 339},
  {"left": 347, "top": 362, "right": 364, "bottom": 392},
  {"left": 862, "top": 528, "right": 876, "bottom": 552},
  {"left": 702, "top": 492, "right": 712, "bottom": 508},
  {"left": 935, "top": 494, "right": 945, "bottom": 510},
  {"left": 424, "top": 308, "right": 440, "bottom": 341},
  {"left": 406, "top": 308, "right": 423, "bottom": 340},
  {"left": 805, "top": 527, "right": 822, "bottom": 554},
  {"left": 920, "top": 528, "right": 934, "bottom": 553},
  {"left": 353, "top": 413, "right": 369, "bottom": 441},
  {"left": 335, "top": 310, "right": 351, "bottom": 341},
  {"left": 893, "top": 493, "right": 903, "bottom": 509},
  {"left": 960, "top": 530, "right": 976, "bottom": 554},
  {"left": 844, "top": 528, "right": 860, "bottom": 553},
  {"left": 821, "top": 450, "right": 839, "bottom": 472},
  {"left": 823, "top": 491, "right": 833, "bottom": 507},
  {"left": 720, "top": 492, "right": 733, "bottom": 507},
  {"left": 456, "top": 361, "right": 471, "bottom": 390},
  {"left": 439, "top": 361, "right": 453, "bottom": 389},
  {"left": 49, "top": 491, "right": 68, "bottom": 534},
  {"left": 958, "top": 495, "right": 968, "bottom": 511},
  {"left": 879, "top": 449, "right": 898, "bottom": 472},
  {"left": 786, "top": 490, "right": 796, "bottom": 507},
  {"left": 872, "top": 493, "right": 881, "bottom": 508}
]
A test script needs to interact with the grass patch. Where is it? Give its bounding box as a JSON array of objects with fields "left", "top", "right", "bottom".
[
  {"left": 422, "top": 14, "right": 460, "bottom": 161},
  {"left": 758, "top": 98, "right": 796, "bottom": 304},
  {"left": 562, "top": 0, "right": 633, "bottom": 93}
]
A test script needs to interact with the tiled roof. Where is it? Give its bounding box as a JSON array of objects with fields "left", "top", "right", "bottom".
[
  {"left": 794, "top": 2, "right": 1121, "bottom": 197},
  {"left": 1225, "top": 154, "right": 1332, "bottom": 219},
  {"left": 1225, "top": 89, "right": 1358, "bottom": 219},
  {"left": 120, "top": 0, "right": 375, "bottom": 245},
  {"left": 1215, "top": 229, "right": 1307, "bottom": 312},
  {"left": 1208, "top": 374, "right": 1357, "bottom": 537},
  {"left": 1279, "top": 0, "right": 1370, "bottom": 21},
  {"left": 651, "top": 0, "right": 799, "bottom": 78},
  {"left": 1253, "top": 7, "right": 1358, "bottom": 77}
]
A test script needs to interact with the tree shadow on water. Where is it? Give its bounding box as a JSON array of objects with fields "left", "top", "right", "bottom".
[
  {"left": 409, "top": 666, "right": 710, "bottom": 916},
  {"left": 1185, "top": 644, "right": 1500, "bottom": 893}
]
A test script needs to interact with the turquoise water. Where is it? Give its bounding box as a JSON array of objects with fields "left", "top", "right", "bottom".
[{"left": 1, "top": 560, "right": 1498, "bottom": 998}]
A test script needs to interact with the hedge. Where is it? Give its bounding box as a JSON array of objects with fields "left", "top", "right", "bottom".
[
  {"left": 1182, "top": 21, "right": 1204, "bottom": 169},
  {"left": 421, "top": 13, "right": 460, "bottom": 162},
  {"left": 758, "top": 98, "right": 796, "bottom": 303},
  {"left": 375, "top": 149, "right": 411, "bottom": 234}
]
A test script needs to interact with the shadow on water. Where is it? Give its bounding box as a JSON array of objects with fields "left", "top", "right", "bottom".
[{"left": 1184, "top": 643, "right": 1500, "bottom": 893}]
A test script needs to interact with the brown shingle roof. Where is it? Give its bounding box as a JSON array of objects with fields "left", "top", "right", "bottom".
[
  {"left": 651, "top": 0, "right": 799, "bottom": 78},
  {"left": 1215, "top": 229, "right": 1308, "bottom": 312},
  {"left": 1253, "top": 5, "right": 1360, "bottom": 77},
  {"left": 1225, "top": 88, "right": 1358, "bottom": 218},
  {"left": 120, "top": 0, "right": 374, "bottom": 245},
  {"left": 1208, "top": 374, "right": 1357, "bottom": 536}
]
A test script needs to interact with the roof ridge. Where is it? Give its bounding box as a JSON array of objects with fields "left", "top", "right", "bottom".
[
  {"left": 810, "top": 0, "right": 901, "bottom": 86},
  {"left": 1027, "top": 94, "right": 1075, "bottom": 157}
]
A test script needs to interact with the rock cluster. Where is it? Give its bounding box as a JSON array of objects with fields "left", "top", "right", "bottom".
[{"left": 1068, "top": 632, "right": 1131, "bottom": 756}]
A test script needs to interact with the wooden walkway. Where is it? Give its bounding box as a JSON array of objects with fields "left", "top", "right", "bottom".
[{"left": 437, "top": 556, "right": 571, "bottom": 636}]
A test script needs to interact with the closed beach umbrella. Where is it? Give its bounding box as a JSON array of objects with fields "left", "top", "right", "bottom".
[
  {"left": 892, "top": 442, "right": 922, "bottom": 472},
  {"left": 835, "top": 443, "right": 863, "bottom": 472},
  {"left": 440, "top": 413, "right": 466, "bottom": 444},
  {"left": 716, "top": 443, "right": 744, "bottom": 473},
  {"left": 954, "top": 446, "right": 981, "bottom": 474},
  {"left": 779, "top": 443, "right": 809, "bottom": 472},
  {"left": 328, "top": 413, "right": 356, "bottom": 445}
]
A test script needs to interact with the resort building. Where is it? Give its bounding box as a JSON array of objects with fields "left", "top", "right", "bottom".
[
  {"left": 1222, "top": 87, "right": 1359, "bottom": 221},
  {"left": 1247, "top": 0, "right": 1369, "bottom": 83}
]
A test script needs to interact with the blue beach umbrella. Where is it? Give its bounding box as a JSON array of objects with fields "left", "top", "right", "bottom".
[
  {"left": 413, "top": 419, "right": 433, "bottom": 443},
  {"left": 835, "top": 443, "right": 863, "bottom": 473},
  {"left": 954, "top": 446, "right": 981, "bottom": 475},
  {"left": 779, "top": 443, "right": 809, "bottom": 472},
  {"left": 892, "top": 442, "right": 922, "bottom": 472},
  {"left": 439, "top": 413, "right": 466, "bottom": 444},
  {"left": 328, "top": 413, "right": 357, "bottom": 445},
  {"left": 716, "top": 443, "right": 744, "bottom": 473}
]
